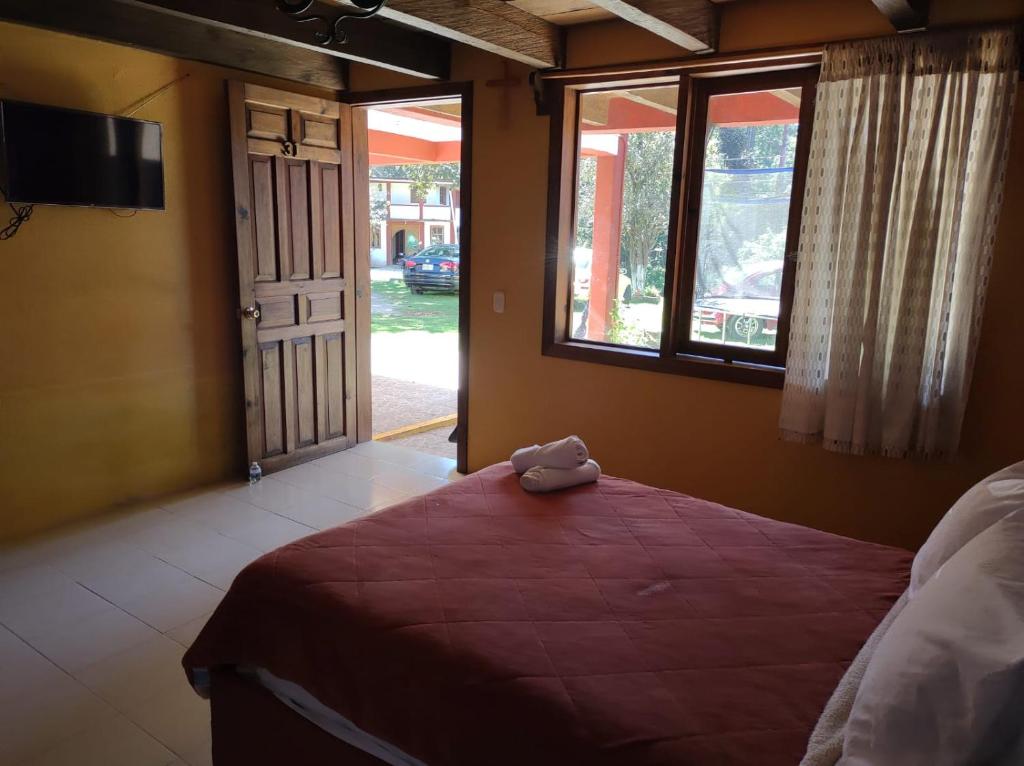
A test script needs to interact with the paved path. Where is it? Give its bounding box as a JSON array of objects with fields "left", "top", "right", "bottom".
[{"left": 373, "top": 375, "right": 456, "bottom": 435}]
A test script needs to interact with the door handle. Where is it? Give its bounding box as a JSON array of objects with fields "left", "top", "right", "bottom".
[{"left": 241, "top": 305, "right": 261, "bottom": 320}]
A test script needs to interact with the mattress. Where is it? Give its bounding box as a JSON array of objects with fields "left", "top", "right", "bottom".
[{"left": 184, "top": 462, "right": 912, "bottom": 766}]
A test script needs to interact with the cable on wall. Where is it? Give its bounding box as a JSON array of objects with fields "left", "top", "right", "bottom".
[{"left": 0, "top": 185, "right": 33, "bottom": 240}]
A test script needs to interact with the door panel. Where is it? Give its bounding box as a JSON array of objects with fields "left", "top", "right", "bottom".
[{"left": 229, "top": 81, "right": 357, "bottom": 473}]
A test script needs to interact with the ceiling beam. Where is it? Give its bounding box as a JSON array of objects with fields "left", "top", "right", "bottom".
[
  {"left": 335, "top": 0, "right": 562, "bottom": 69},
  {"left": 869, "top": 0, "right": 929, "bottom": 31},
  {"left": 117, "top": 0, "right": 450, "bottom": 79},
  {"left": 585, "top": 0, "right": 718, "bottom": 52},
  {"left": 0, "top": 0, "right": 356, "bottom": 89}
]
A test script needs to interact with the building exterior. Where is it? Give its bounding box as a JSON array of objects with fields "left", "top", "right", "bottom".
[{"left": 369, "top": 179, "right": 461, "bottom": 267}]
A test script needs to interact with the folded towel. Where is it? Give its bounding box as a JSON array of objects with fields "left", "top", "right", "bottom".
[
  {"left": 511, "top": 435, "right": 589, "bottom": 474},
  {"left": 520, "top": 459, "right": 601, "bottom": 493}
]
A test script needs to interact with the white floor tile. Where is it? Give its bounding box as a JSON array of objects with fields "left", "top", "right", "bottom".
[
  {"left": 29, "top": 607, "right": 158, "bottom": 673},
  {"left": 75, "top": 633, "right": 187, "bottom": 712},
  {"left": 276, "top": 463, "right": 407, "bottom": 510},
  {"left": 16, "top": 713, "right": 176, "bottom": 766},
  {"left": 0, "top": 625, "right": 69, "bottom": 704},
  {"left": 77, "top": 553, "right": 200, "bottom": 607},
  {"left": 224, "top": 476, "right": 320, "bottom": 513},
  {"left": 164, "top": 611, "right": 212, "bottom": 648},
  {"left": 129, "top": 678, "right": 211, "bottom": 758},
  {"left": 0, "top": 677, "right": 117, "bottom": 764},
  {"left": 177, "top": 738, "right": 213, "bottom": 766},
  {"left": 0, "top": 442, "right": 450, "bottom": 765},
  {"left": 0, "top": 564, "right": 71, "bottom": 611},
  {"left": 222, "top": 512, "right": 317, "bottom": 552},
  {"left": 0, "top": 579, "right": 117, "bottom": 641},
  {"left": 160, "top": 537, "right": 263, "bottom": 591},
  {"left": 117, "top": 575, "right": 224, "bottom": 633},
  {"left": 365, "top": 463, "right": 450, "bottom": 495},
  {"left": 227, "top": 477, "right": 367, "bottom": 530},
  {"left": 163, "top": 493, "right": 268, "bottom": 536}
]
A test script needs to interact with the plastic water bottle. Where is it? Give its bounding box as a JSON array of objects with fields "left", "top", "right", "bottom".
[{"left": 248, "top": 462, "right": 262, "bottom": 485}]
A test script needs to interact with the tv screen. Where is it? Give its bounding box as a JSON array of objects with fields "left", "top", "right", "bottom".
[{"left": 0, "top": 100, "right": 164, "bottom": 210}]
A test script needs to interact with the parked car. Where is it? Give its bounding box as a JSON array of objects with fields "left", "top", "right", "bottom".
[
  {"left": 693, "top": 260, "right": 783, "bottom": 341},
  {"left": 403, "top": 244, "right": 460, "bottom": 294}
]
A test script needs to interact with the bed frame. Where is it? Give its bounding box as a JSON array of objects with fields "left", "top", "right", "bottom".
[{"left": 210, "top": 670, "right": 388, "bottom": 766}]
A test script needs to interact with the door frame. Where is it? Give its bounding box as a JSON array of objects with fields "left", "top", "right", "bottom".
[{"left": 344, "top": 82, "right": 473, "bottom": 474}]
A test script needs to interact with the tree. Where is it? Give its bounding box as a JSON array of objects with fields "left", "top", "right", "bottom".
[
  {"left": 370, "top": 183, "right": 388, "bottom": 227},
  {"left": 370, "top": 162, "right": 460, "bottom": 201},
  {"left": 620, "top": 131, "right": 676, "bottom": 297},
  {"left": 574, "top": 156, "right": 596, "bottom": 249}
]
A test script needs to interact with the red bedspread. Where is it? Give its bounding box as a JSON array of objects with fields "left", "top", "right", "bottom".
[{"left": 184, "top": 463, "right": 911, "bottom": 766}]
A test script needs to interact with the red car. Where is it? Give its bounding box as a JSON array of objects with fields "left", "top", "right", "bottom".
[{"left": 693, "top": 261, "right": 783, "bottom": 341}]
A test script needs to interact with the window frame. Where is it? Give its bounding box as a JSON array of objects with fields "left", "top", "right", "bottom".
[
  {"left": 675, "top": 67, "right": 818, "bottom": 369},
  {"left": 541, "top": 64, "right": 819, "bottom": 389}
]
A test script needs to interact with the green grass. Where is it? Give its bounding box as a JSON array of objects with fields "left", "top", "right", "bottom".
[{"left": 371, "top": 278, "right": 459, "bottom": 334}]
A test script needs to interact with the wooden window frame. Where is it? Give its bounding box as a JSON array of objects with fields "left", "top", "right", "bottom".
[{"left": 541, "top": 65, "right": 819, "bottom": 389}]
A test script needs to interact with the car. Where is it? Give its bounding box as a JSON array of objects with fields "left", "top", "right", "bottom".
[
  {"left": 403, "top": 244, "right": 460, "bottom": 294},
  {"left": 693, "top": 296, "right": 780, "bottom": 341},
  {"left": 693, "top": 260, "right": 783, "bottom": 341}
]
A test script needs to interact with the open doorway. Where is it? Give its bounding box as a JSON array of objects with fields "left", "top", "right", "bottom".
[{"left": 350, "top": 85, "right": 471, "bottom": 472}]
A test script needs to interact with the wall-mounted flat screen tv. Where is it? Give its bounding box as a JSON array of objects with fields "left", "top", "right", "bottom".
[{"left": 0, "top": 100, "right": 164, "bottom": 210}]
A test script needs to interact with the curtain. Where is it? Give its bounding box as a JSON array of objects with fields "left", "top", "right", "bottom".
[{"left": 780, "top": 27, "right": 1019, "bottom": 459}]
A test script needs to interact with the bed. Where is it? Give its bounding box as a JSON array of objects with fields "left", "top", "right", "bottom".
[{"left": 183, "top": 463, "right": 912, "bottom": 766}]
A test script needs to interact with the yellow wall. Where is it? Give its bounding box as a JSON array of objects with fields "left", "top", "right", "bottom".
[
  {"left": 0, "top": 23, "right": 333, "bottom": 540},
  {"left": 363, "top": 0, "right": 1024, "bottom": 550},
  {"left": 3, "top": 0, "right": 1022, "bottom": 547}
]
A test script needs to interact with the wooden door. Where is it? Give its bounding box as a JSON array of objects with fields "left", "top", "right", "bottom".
[{"left": 228, "top": 81, "right": 357, "bottom": 473}]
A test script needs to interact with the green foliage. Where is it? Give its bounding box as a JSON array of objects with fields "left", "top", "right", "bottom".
[
  {"left": 737, "top": 228, "right": 787, "bottom": 264},
  {"left": 608, "top": 300, "right": 657, "bottom": 347},
  {"left": 370, "top": 163, "right": 460, "bottom": 202},
  {"left": 574, "top": 156, "right": 596, "bottom": 249},
  {"left": 704, "top": 124, "right": 798, "bottom": 170},
  {"left": 620, "top": 131, "right": 675, "bottom": 297},
  {"left": 370, "top": 196, "right": 389, "bottom": 225}
]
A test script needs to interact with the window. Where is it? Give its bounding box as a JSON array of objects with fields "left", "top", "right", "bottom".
[
  {"left": 429, "top": 224, "right": 445, "bottom": 245},
  {"left": 543, "top": 66, "right": 816, "bottom": 387},
  {"left": 570, "top": 84, "right": 679, "bottom": 350},
  {"left": 390, "top": 183, "right": 411, "bottom": 204}
]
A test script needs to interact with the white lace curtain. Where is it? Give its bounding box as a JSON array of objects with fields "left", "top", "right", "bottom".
[{"left": 780, "top": 27, "right": 1019, "bottom": 459}]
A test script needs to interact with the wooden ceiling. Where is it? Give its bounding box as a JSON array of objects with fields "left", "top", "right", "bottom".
[
  {"left": 0, "top": 0, "right": 931, "bottom": 93},
  {"left": 507, "top": 0, "right": 616, "bottom": 26}
]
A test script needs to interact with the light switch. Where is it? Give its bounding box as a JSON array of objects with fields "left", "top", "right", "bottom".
[{"left": 493, "top": 291, "right": 506, "bottom": 314}]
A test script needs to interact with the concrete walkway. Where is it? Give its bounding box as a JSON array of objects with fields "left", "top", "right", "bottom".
[{"left": 372, "top": 375, "right": 456, "bottom": 435}]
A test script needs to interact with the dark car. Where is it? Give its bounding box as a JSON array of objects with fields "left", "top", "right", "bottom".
[{"left": 403, "top": 244, "right": 460, "bottom": 294}]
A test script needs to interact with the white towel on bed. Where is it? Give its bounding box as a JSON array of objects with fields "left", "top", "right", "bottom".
[
  {"left": 511, "top": 436, "right": 589, "bottom": 474},
  {"left": 520, "top": 459, "right": 600, "bottom": 493}
]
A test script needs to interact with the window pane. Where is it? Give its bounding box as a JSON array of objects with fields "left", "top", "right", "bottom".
[
  {"left": 689, "top": 87, "right": 801, "bottom": 351},
  {"left": 571, "top": 84, "right": 679, "bottom": 349}
]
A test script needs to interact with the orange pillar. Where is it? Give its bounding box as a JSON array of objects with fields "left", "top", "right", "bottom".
[{"left": 587, "top": 135, "right": 627, "bottom": 341}]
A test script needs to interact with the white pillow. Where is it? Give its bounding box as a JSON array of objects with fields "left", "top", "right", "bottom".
[
  {"left": 910, "top": 459, "right": 1024, "bottom": 596},
  {"left": 840, "top": 509, "right": 1024, "bottom": 766}
]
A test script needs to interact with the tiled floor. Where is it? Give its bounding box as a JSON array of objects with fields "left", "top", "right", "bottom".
[{"left": 0, "top": 442, "right": 459, "bottom": 766}]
